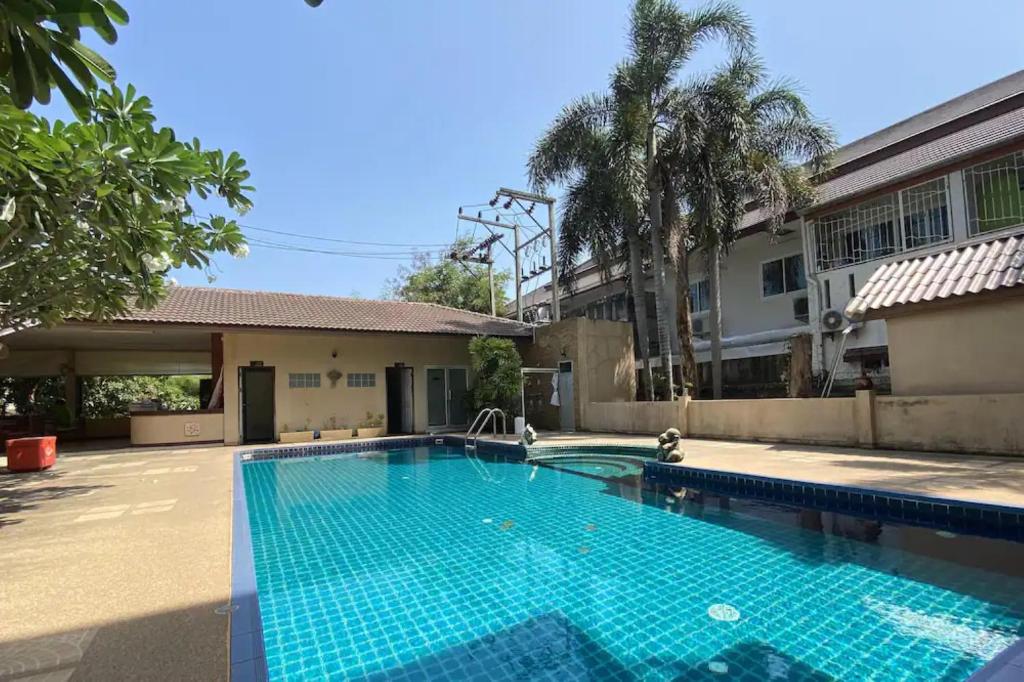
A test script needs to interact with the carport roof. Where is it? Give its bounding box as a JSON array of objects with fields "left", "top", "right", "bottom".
[
  {"left": 93, "top": 286, "right": 533, "bottom": 337},
  {"left": 844, "top": 231, "right": 1024, "bottom": 321}
]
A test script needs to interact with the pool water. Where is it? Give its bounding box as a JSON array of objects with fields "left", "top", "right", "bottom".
[{"left": 241, "top": 446, "right": 1024, "bottom": 681}]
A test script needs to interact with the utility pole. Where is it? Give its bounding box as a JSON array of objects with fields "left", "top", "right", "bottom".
[
  {"left": 446, "top": 233, "right": 503, "bottom": 317},
  {"left": 457, "top": 189, "right": 559, "bottom": 323}
]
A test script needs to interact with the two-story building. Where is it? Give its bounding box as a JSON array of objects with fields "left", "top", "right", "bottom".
[{"left": 524, "top": 69, "right": 1024, "bottom": 397}]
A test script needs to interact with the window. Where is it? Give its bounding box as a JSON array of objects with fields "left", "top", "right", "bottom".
[
  {"left": 901, "top": 178, "right": 950, "bottom": 249},
  {"left": 814, "top": 195, "right": 898, "bottom": 271},
  {"left": 762, "top": 254, "right": 806, "bottom": 297},
  {"left": 347, "top": 372, "right": 376, "bottom": 388},
  {"left": 689, "top": 279, "right": 710, "bottom": 313},
  {"left": 964, "top": 151, "right": 1024, "bottom": 236},
  {"left": 288, "top": 373, "right": 320, "bottom": 388}
]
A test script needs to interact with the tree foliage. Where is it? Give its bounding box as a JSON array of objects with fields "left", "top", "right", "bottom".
[
  {"left": 80, "top": 375, "right": 200, "bottom": 418},
  {"left": 468, "top": 336, "right": 522, "bottom": 417},
  {"left": 0, "top": 84, "right": 253, "bottom": 332},
  {"left": 0, "top": 0, "right": 127, "bottom": 117},
  {"left": 385, "top": 238, "right": 511, "bottom": 315}
]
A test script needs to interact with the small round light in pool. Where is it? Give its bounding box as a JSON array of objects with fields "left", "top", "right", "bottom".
[
  {"left": 482, "top": 518, "right": 493, "bottom": 524},
  {"left": 935, "top": 530, "right": 957, "bottom": 538},
  {"left": 708, "top": 603, "right": 740, "bottom": 622},
  {"left": 708, "top": 661, "right": 729, "bottom": 674}
]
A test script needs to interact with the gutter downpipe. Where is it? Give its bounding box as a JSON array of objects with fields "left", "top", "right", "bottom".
[{"left": 798, "top": 215, "right": 829, "bottom": 391}]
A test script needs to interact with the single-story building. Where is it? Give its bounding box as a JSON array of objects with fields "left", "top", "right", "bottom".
[
  {"left": 845, "top": 230, "right": 1024, "bottom": 396},
  {"left": 0, "top": 286, "right": 535, "bottom": 445}
]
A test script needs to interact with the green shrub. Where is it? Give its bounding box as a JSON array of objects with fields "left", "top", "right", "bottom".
[{"left": 468, "top": 336, "right": 522, "bottom": 417}]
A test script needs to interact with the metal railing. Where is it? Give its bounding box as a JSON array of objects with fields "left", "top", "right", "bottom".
[{"left": 465, "top": 408, "right": 507, "bottom": 450}]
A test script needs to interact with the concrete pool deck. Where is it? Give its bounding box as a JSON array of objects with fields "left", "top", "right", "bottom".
[{"left": 1, "top": 433, "right": 1021, "bottom": 680}]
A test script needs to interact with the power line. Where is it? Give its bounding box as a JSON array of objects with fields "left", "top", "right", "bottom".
[
  {"left": 247, "top": 238, "right": 442, "bottom": 261},
  {"left": 199, "top": 214, "right": 453, "bottom": 248}
]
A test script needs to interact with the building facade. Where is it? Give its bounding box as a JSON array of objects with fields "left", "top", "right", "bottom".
[{"left": 524, "top": 70, "right": 1024, "bottom": 397}]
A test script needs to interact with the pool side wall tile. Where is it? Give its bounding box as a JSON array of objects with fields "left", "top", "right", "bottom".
[{"left": 231, "top": 452, "right": 269, "bottom": 682}]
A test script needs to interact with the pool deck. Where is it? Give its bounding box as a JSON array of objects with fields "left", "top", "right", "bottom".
[{"left": 1, "top": 433, "right": 1022, "bottom": 680}]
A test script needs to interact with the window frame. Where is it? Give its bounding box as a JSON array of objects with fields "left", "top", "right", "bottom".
[
  {"left": 962, "top": 150, "right": 1024, "bottom": 238},
  {"left": 760, "top": 252, "right": 807, "bottom": 299},
  {"left": 899, "top": 176, "right": 952, "bottom": 252},
  {"left": 689, "top": 278, "right": 711, "bottom": 315},
  {"left": 346, "top": 372, "right": 377, "bottom": 388},
  {"left": 287, "top": 372, "right": 321, "bottom": 389}
]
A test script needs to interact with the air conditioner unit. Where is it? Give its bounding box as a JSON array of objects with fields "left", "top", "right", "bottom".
[
  {"left": 821, "top": 308, "right": 845, "bottom": 332},
  {"left": 793, "top": 296, "right": 809, "bottom": 323},
  {"left": 691, "top": 316, "right": 710, "bottom": 339}
]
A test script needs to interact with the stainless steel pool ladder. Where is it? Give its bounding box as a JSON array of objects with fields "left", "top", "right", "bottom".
[{"left": 465, "top": 408, "right": 507, "bottom": 450}]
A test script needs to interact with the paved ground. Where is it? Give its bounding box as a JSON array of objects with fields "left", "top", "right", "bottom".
[
  {"left": 1, "top": 433, "right": 1021, "bottom": 681},
  {"left": 518, "top": 432, "right": 1024, "bottom": 507}
]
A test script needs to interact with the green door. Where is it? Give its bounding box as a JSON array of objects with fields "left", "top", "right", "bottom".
[
  {"left": 427, "top": 368, "right": 447, "bottom": 427},
  {"left": 447, "top": 368, "right": 468, "bottom": 426}
]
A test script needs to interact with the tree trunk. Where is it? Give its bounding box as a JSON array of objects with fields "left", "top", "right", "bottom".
[
  {"left": 646, "top": 128, "right": 675, "bottom": 399},
  {"left": 662, "top": 177, "right": 683, "bottom": 389},
  {"left": 627, "top": 230, "right": 655, "bottom": 401},
  {"left": 675, "top": 234, "right": 698, "bottom": 393},
  {"left": 709, "top": 244, "right": 724, "bottom": 399}
]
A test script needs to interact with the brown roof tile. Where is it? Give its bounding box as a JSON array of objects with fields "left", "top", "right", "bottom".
[
  {"left": 107, "top": 286, "right": 533, "bottom": 337},
  {"left": 845, "top": 232, "right": 1024, "bottom": 320}
]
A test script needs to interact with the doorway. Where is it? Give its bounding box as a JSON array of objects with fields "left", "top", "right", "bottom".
[
  {"left": 558, "top": 361, "right": 575, "bottom": 431},
  {"left": 385, "top": 365, "right": 414, "bottom": 434},
  {"left": 426, "top": 367, "right": 469, "bottom": 429},
  {"left": 240, "top": 366, "right": 275, "bottom": 444}
]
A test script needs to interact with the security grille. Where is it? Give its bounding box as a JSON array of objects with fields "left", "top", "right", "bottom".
[
  {"left": 963, "top": 151, "right": 1024, "bottom": 236},
  {"left": 901, "top": 178, "right": 951, "bottom": 250},
  {"left": 814, "top": 195, "right": 898, "bottom": 271}
]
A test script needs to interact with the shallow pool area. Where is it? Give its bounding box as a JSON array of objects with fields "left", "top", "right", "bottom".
[{"left": 240, "top": 445, "right": 1024, "bottom": 681}]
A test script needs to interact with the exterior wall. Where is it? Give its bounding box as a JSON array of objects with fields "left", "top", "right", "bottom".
[
  {"left": 584, "top": 400, "right": 685, "bottom": 435},
  {"left": 130, "top": 411, "right": 224, "bottom": 446},
  {"left": 875, "top": 393, "right": 1024, "bottom": 455},
  {"left": 886, "top": 297, "right": 1024, "bottom": 395},
  {"left": 222, "top": 330, "right": 475, "bottom": 444},
  {"left": 687, "top": 397, "right": 859, "bottom": 446},
  {"left": 525, "top": 318, "right": 636, "bottom": 429},
  {"left": 689, "top": 226, "right": 809, "bottom": 344}
]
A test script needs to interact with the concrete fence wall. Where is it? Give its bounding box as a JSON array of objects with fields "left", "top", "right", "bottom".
[
  {"left": 584, "top": 401, "right": 686, "bottom": 435},
  {"left": 583, "top": 391, "right": 1024, "bottom": 456}
]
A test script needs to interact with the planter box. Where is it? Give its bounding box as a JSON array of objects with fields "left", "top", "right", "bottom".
[
  {"left": 279, "top": 430, "right": 315, "bottom": 444},
  {"left": 355, "top": 427, "right": 385, "bottom": 439},
  {"left": 320, "top": 429, "right": 353, "bottom": 441}
]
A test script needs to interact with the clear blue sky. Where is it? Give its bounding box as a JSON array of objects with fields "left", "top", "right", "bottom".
[{"left": 39, "top": 0, "right": 1024, "bottom": 299}]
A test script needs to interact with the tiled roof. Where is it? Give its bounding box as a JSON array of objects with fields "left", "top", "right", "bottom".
[
  {"left": 845, "top": 232, "right": 1024, "bottom": 321},
  {"left": 107, "top": 286, "right": 533, "bottom": 337},
  {"left": 812, "top": 108, "right": 1024, "bottom": 211}
]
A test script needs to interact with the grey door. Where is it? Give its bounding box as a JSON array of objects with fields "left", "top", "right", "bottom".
[
  {"left": 241, "top": 367, "right": 275, "bottom": 443},
  {"left": 447, "top": 368, "right": 468, "bottom": 426},
  {"left": 427, "top": 368, "right": 447, "bottom": 427},
  {"left": 558, "top": 361, "right": 575, "bottom": 432}
]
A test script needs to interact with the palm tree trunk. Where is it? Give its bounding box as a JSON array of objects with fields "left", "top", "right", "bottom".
[
  {"left": 627, "top": 230, "right": 655, "bottom": 401},
  {"left": 709, "top": 244, "right": 724, "bottom": 399},
  {"left": 662, "top": 177, "right": 682, "bottom": 389},
  {"left": 646, "top": 128, "right": 675, "bottom": 399},
  {"left": 675, "top": 234, "right": 698, "bottom": 393}
]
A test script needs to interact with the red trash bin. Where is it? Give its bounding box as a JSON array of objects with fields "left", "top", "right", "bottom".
[{"left": 5, "top": 436, "right": 57, "bottom": 472}]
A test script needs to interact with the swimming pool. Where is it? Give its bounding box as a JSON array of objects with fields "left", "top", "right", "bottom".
[{"left": 239, "top": 444, "right": 1024, "bottom": 681}]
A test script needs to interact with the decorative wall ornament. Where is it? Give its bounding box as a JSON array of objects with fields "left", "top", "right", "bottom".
[{"left": 326, "top": 368, "right": 342, "bottom": 387}]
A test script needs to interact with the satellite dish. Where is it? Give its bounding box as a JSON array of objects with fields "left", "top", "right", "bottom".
[
  {"left": 0, "top": 342, "right": 9, "bottom": 360},
  {"left": 821, "top": 309, "right": 845, "bottom": 332}
]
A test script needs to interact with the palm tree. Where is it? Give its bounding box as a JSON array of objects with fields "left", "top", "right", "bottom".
[
  {"left": 673, "top": 53, "right": 836, "bottom": 398},
  {"left": 528, "top": 95, "right": 657, "bottom": 400},
  {"left": 613, "top": 0, "right": 753, "bottom": 398}
]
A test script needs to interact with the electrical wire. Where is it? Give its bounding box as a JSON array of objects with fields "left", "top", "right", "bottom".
[
  {"left": 198, "top": 214, "right": 453, "bottom": 248},
  {"left": 246, "top": 238, "right": 443, "bottom": 261}
]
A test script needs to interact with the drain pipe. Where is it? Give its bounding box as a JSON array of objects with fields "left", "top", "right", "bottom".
[
  {"left": 821, "top": 326, "right": 854, "bottom": 398},
  {"left": 799, "top": 216, "right": 829, "bottom": 388}
]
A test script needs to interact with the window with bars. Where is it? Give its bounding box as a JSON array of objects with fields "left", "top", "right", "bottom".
[
  {"left": 813, "top": 176, "right": 953, "bottom": 272},
  {"left": 964, "top": 151, "right": 1024, "bottom": 236},
  {"left": 689, "top": 279, "right": 710, "bottom": 313},
  {"left": 901, "top": 178, "right": 951, "bottom": 249},
  {"left": 761, "top": 254, "right": 806, "bottom": 296},
  {"left": 288, "top": 373, "right": 320, "bottom": 388},
  {"left": 346, "top": 372, "right": 376, "bottom": 388}
]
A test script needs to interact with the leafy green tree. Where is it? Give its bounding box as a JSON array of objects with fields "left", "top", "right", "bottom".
[
  {"left": 385, "top": 238, "right": 511, "bottom": 315},
  {"left": 0, "top": 0, "right": 127, "bottom": 116},
  {"left": 468, "top": 336, "right": 522, "bottom": 417},
  {"left": 528, "top": 94, "right": 657, "bottom": 401},
  {"left": 80, "top": 375, "right": 201, "bottom": 418},
  {"left": 0, "top": 85, "right": 253, "bottom": 333},
  {"left": 0, "top": 375, "right": 63, "bottom": 415},
  {"left": 614, "top": 0, "right": 753, "bottom": 397},
  {"left": 673, "top": 54, "right": 834, "bottom": 397}
]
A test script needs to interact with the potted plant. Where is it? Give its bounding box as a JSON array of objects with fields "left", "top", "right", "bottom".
[
  {"left": 355, "top": 412, "right": 385, "bottom": 439},
  {"left": 320, "top": 416, "right": 353, "bottom": 441},
  {"left": 279, "top": 419, "right": 315, "bottom": 444}
]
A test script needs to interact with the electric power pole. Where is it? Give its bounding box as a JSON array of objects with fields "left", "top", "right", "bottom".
[{"left": 446, "top": 233, "right": 503, "bottom": 316}]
